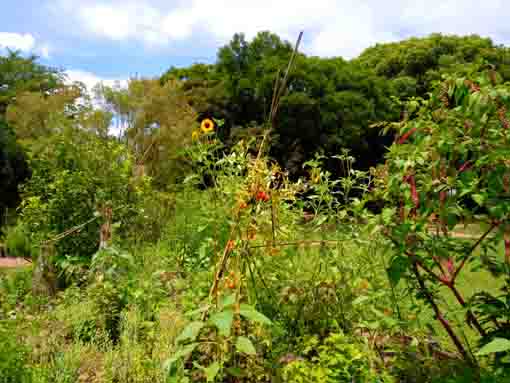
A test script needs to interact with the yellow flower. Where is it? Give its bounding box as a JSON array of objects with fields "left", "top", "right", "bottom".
[
  {"left": 192, "top": 130, "right": 200, "bottom": 140},
  {"left": 200, "top": 118, "right": 215, "bottom": 134}
]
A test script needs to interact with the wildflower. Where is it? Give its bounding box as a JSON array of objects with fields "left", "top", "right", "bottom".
[
  {"left": 191, "top": 130, "right": 200, "bottom": 140},
  {"left": 238, "top": 201, "right": 248, "bottom": 210},
  {"left": 200, "top": 118, "right": 215, "bottom": 134}
]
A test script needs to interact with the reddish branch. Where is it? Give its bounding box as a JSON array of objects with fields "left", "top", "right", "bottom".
[
  {"left": 411, "top": 263, "right": 473, "bottom": 364},
  {"left": 452, "top": 222, "right": 499, "bottom": 282},
  {"left": 458, "top": 161, "right": 472, "bottom": 174},
  {"left": 398, "top": 128, "right": 417, "bottom": 144}
]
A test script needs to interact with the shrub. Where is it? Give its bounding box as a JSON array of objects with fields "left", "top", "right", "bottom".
[{"left": 3, "top": 223, "right": 33, "bottom": 258}]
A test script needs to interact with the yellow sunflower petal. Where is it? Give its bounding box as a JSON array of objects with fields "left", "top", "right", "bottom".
[{"left": 200, "top": 118, "right": 215, "bottom": 133}]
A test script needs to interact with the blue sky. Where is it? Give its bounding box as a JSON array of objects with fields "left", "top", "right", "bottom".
[{"left": 1, "top": 0, "right": 509, "bottom": 89}]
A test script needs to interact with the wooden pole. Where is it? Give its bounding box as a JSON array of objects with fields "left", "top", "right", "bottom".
[{"left": 32, "top": 242, "right": 56, "bottom": 297}]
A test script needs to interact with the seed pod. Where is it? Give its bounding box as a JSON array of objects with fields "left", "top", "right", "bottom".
[
  {"left": 439, "top": 82, "right": 450, "bottom": 108},
  {"left": 505, "top": 230, "right": 510, "bottom": 265},
  {"left": 498, "top": 106, "right": 509, "bottom": 130},
  {"left": 398, "top": 128, "right": 417, "bottom": 144}
]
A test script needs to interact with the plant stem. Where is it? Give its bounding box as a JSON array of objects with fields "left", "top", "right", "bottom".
[
  {"left": 412, "top": 263, "right": 474, "bottom": 365},
  {"left": 452, "top": 222, "right": 498, "bottom": 282},
  {"left": 448, "top": 283, "right": 486, "bottom": 337}
]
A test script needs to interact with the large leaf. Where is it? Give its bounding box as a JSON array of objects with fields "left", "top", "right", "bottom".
[
  {"left": 387, "top": 256, "right": 410, "bottom": 286},
  {"left": 220, "top": 293, "right": 236, "bottom": 308},
  {"left": 163, "top": 342, "right": 198, "bottom": 371},
  {"left": 239, "top": 304, "right": 272, "bottom": 325},
  {"left": 236, "top": 336, "right": 256, "bottom": 355},
  {"left": 193, "top": 361, "right": 220, "bottom": 383},
  {"left": 476, "top": 338, "right": 510, "bottom": 356},
  {"left": 209, "top": 309, "right": 234, "bottom": 337},
  {"left": 175, "top": 321, "right": 204, "bottom": 344}
]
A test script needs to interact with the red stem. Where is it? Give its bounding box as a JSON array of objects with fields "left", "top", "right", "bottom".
[
  {"left": 452, "top": 223, "right": 498, "bottom": 282},
  {"left": 412, "top": 263, "right": 473, "bottom": 364},
  {"left": 398, "top": 128, "right": 417, "bottom": 144}
]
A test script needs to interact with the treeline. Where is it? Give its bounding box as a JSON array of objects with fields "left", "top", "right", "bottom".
[
  {"left": 1, "top": 32, "right": 510, "bottom": 219},
  {"left": 161, "top": 32, "right": 510, "bottom": 176}
]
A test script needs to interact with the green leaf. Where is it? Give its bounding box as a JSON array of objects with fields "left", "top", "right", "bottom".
[
  {"left": 209, "top": 309, "right": 234, "bottom": 337},
  {"left": 220, "top": 293, "right": 236, "bottom": 308},
  {"left": 472, "top": 194, "right": 485, "bottom": 206},
  {"left": 163, "top": 343, "right": 198, "bottom": 371},
  {"left": 239, "top": 304, "right": 272, "bottom": 325},
  {"left": 352, "top": 295, "right": 370, "bottom": 305},
  {"left": 175, "top": 321, "right": 204, "bottom": 344},
  {"left": 236, "top": 336, "right": 256, "bottom": 355},
  {"left": 225, "top": 367, "right": 243, "bottom": 378},
  {"left": 387, "top": 256, "right": 410, "bottom": 286},
  {"left": 476, "top": 338, "right": 510, "bottom": 356},
  {"left": 194, "top": 361, "right": 220, "bottom": 383},
  {"left": 382, "top": 208, "right": 396, "bottom": 225},
  {"left": 313, "top": 215, "right": 328, "bottom": 227}
]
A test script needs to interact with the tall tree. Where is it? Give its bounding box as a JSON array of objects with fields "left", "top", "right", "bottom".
[{"left": 0, "top": 51, "right": 63, "bottom": 223}]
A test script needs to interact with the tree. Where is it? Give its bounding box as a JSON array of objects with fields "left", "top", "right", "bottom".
[
  {"left": 356, "top": 34, "right": 510, "bottom": 98},
  {"left": 97, "top": 78, "right": 198, "bottom": 189},
  {"left": 0, "top": 51, "right": 63, "bottom": 223}
]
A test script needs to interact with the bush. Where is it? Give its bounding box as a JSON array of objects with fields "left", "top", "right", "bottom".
[
  {"left": 18, "top": 127, "right": 150, "bottom": 272},
  {"left": 0, "top": 267, "right": 32, "bottom": 315},
  {"left": 3, "top": 223, "right": 33, "bottom": 258}
]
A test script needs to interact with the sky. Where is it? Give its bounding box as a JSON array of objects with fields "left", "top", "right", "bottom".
[{"left": 1, "top": 0, "right": 510, "bottom": 90}]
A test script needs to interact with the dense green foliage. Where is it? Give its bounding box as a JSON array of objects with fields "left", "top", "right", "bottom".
[
  {"left": 0, "top": 51, "right": 62, "bottom": 222},
  {"left": 18, "top": 128, "right": 146, "bottom": 266},
  {"left": 161, "top": 32, "right": 510, "bottom": 177},
  {"left": 376, "top": 66, "right": 510, "bottom": 365},
  {"left": 2, "top": 32, "right": 510, "bottom": 382},
  {"left": 356, "top": 34, "right": 510, "bottom": 96}
]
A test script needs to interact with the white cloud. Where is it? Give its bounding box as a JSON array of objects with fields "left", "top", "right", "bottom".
[
  {"left": 0, "top": 32, "right": 36, "bottom": 52},
  {"left": 0, "top": 32, "right": 53, "bottom": 58},
  {"left": 65, "top": 69, "right": 128, "bottom": 91},
  {"left": 55, "top": 0, "right": 510, "bottom": 59}
]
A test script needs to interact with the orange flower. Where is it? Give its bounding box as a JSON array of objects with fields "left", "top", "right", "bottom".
[{"left": 200, "top": 118, "right": 215, "bottom": 134}]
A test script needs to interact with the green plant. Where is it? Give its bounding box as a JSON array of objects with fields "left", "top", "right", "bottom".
[
  {"left": 375, "top": 67, "right": 510, "bottom": 365},
  {"left": 165, "top": 292, "right": 272, "bottom": 382},
  {"left": 281, "top": 332, "right": 394, "bottom": 382},
  {"left": 0, "top": 322, "right": 31, "bottom": 383},
  {"left": 18, "top": 126, "right": 149, "bottom": 273},
  {"left": 0, "top": 267, "right": 32, "bottom": 315},
  {"left": 3, "top": 223, "right": 33, "bottom": 258}
]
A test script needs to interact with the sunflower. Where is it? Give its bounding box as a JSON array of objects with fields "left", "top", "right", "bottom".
[
  {"left": 191, "top": 130, "right": 200, "bottom": 141},
  {"left": 200, "top": 118, "right": 215, "bottom": 134}
]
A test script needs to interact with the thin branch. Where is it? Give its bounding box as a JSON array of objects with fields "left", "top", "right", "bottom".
[
  {"left": 412, "top": 263, "right": 474, "bottom": 364},
  {"left": 257, "top": 31, "right": 303, "bottom": 160},
  {"left": 449, "top": 283, "right": 486, "bottom": 337},
  {"left": 247, "top": 239, "right": 347, "bottom": 250},
  {"left": 452, "top": 222, "right": 498, "bottom": 282}
]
